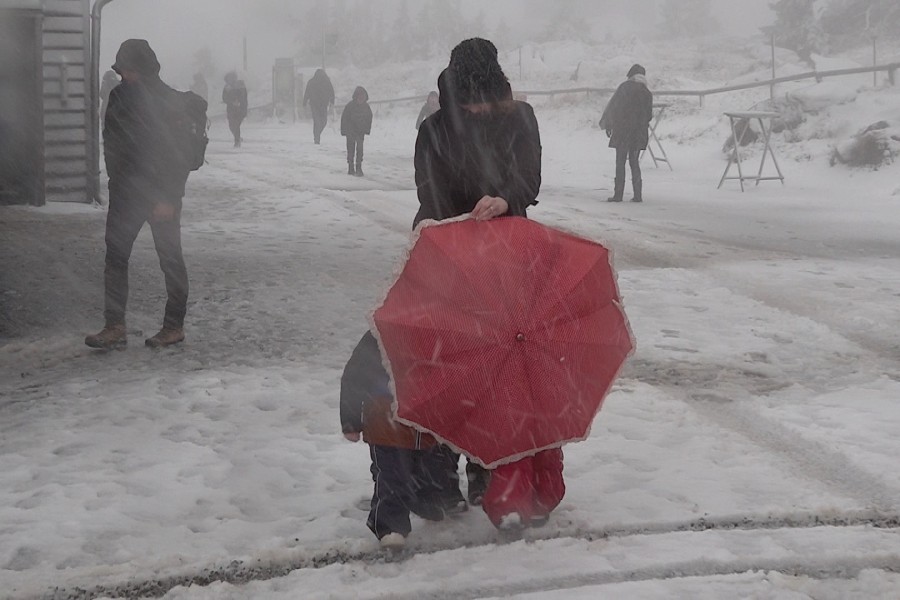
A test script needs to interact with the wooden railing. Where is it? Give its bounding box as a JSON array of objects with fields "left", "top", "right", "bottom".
[{"left": 366, "top": 61, "right": 900, "bottom": 108}]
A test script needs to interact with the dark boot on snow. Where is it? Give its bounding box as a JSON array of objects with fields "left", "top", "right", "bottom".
[
  {"left": 85, "top": 324, "right": 127, "bottom": 349},
  {"left": 145, "top": 327, "right": 185, "bottom": 348},
  {"left": 631, "top": 179, "right": 643, "bottom": 202},
  {"left": 355, "top": 163, "right": 364, "bottom": 177},
  {"left": 348, "top": 163, "right": 355, "bottom": 175},
  {"left": 607, "top": 177, "right": 624, "bottom": 202}
]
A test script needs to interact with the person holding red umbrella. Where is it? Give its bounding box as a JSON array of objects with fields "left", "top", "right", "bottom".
[{"left": 412, "top": 37, "right": 556, "bottom": 530}]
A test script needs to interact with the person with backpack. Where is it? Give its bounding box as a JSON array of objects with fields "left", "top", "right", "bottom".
[
  {"left": 598, "top": 64, "right": 653, "bottom": 203},
  {"left": 85, "top": 39, "right": 206, "bottom": 350},
  {"left": 303, "top": 69, "right": 335, "bottom": 145},
  {"left": 341, "top": 331, "right": 467, "bottom": 549},
  {"left": 340, "top": 86, "right": 372, "bottom": 176},
  {"left": 222, "top": 71, "right": 248, "bottom": 147}
]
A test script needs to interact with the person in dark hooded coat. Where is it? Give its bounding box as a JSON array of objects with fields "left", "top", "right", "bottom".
[
  {"left": 340, "top": 86, "right": 373, "bottom": 176},
  {"left": 85, "top": 40, "right": 195, "bottom": 350},
  {"left": 413, "top": 38, "right": 559, "bottom": 530},
  {"left": 341, "top": 330, "right": 466, "bottom": 549},
  {"left": 599, "top": 63, "right": 653, "bottom": 202},
  {"left": 303, "top": 69, "right": 335, "bottom": 144},
  {"left": 222, "top": 72, "right": 248, "bottom": 147},
  {"left": 413, "top": 39, "right": 541, "bottom": 228}
]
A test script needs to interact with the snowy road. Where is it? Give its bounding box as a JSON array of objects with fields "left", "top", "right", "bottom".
[{"left": 2, "top": 116, "right": 900, "bottom": 599}]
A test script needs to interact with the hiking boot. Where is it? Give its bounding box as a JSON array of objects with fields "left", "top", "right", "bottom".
[
  {"left": 145, "top": 327, "right": 185, "bottom": 348},
  {"left": 629, "top": 197, "right": 643, "bottom": 203},
  {"left": 85, "top": 324, "right": 127, "bottom": 350},
  {"left": 355, "top": 164, "right": 364, "bottom": 177},
  {"left": 606, "top": 195, "right": 623, "bottom": 202},
  {"left": 379, "top": 532, "right": 406, "bottom": 550},
  {"left": 348, "top": 163, "right": 355, "bottom": 175}
]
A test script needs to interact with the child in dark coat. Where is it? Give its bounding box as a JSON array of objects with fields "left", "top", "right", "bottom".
[
  {"left": 341, "top": 331, "right": 466, "bottom": 549},
  {"left": 340, "top": 86, "right": 373, "bottom": 176}
]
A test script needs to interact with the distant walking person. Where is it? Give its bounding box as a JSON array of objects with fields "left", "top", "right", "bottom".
[
  {"left": 599, "top": 64, "right": 652, "bottom": 203},
  {"left": 222, "top": 71, "right": 247, "bottom": 147},
  {"left": 303, "top": 68, "right": 335, "bottom": 144},
  {"left": 86, "top": 39, "right": 204, "bottom": 350},
  {"left": 415, "top": 90, "right": 439, "bottom": 129},
  {"left": 341, "top": 86, "right": 373, "bottom": 176}
]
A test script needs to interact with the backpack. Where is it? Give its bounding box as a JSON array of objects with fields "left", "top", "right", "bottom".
[{"left": 170, "top": 90, "right": 209, "bottom": 172}]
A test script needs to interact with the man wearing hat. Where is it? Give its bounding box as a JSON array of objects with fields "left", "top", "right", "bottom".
[
  {"left": 85, "top": 39, "right": 192, "bottom": 349},
  {"left": 599, "top": 63, "right": 653, "bottom": 203}
]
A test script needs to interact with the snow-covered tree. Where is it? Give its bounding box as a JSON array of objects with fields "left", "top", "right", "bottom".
[
  {"left": 541, "top": 5, "right": 593, "bottom": 43},
  {"left": 821, "top": 0, "right": 900, "bottom": 48},
  {"left": 769, "top": 0, "right": 828, "bottom": 65},
  {"left": 658, "top": 0, "right": 719, "bottom": 39}
]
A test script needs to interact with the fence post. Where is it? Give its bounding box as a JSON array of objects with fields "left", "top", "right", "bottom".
[
  {"left": 889, "top": 67, "right": 896, "bottom": 86},
  {"left": 699, "top": 94, "right": 704, "bottom": 108}
]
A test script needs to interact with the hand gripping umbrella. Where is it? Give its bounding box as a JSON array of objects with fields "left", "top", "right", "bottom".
[{"left": 371, "top": 216, "right": 634, "bottom": 468}]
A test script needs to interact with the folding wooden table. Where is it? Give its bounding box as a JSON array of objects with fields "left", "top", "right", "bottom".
[
  {"left": 718, "top": 111, "right": 784, "bottom": 191},
  {"left": 642, "top": 102, "right": 672, "bottom": 170}
]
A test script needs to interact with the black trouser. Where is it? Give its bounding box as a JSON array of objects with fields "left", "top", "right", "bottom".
[
  {"left": 311, "top": 105, "right": 328, "bottom": 143},
  {"left": 346, "top": 134, "right": 364, "bottom": 166},
  {"left": 227, "top": 110, "right": 244, "bottom": 144},
  {"left": 614, "top": 147, "right": 642, "bottom": 197},
  {"left": 103, "top": 180, "right": 188, "bottom": 330},
  {"left": 367, "top": 444, "right": 461, "bottom": 539}
]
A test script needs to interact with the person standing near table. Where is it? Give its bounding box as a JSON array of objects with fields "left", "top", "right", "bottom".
[{"left": 599, "top": 63, "right": 652, "bottom": 203}]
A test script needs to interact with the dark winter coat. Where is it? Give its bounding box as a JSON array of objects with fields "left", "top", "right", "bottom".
[
  {"left": 222, "top": 81, "right": 248, "bottom": 120},
  {"left": 340, "top": 332, "right": 437, "bottom": 450},
  {"left": 103, "top": 76, "right": 190, "bottom": 199},
  {"left": 413, "top": 71, "right": 541, "bottom": 227},
  {"left": 599, "top": 76, "right": 653, "bottom": 151},
  {"left": 341, "top": 87, "right": 373, "bottom": 137},
  {"left": 303, "top": 69, "right": 335, "bottom": 110}
]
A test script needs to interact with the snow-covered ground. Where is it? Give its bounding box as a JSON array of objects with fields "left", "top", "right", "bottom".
[{"left": 3, "top": 40, "right": 900, "bottom": 599}]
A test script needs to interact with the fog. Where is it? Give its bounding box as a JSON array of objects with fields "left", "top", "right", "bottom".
[{"left": 100, "top": 0, "right": 774, "bottom": 91}]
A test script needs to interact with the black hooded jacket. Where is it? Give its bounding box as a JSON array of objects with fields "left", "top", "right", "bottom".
[
  {"left": 103, "top": 76, "right": 190, "bottom": 199},
  {"left": 413, "top": 69, "right": 541, "bottom": 227},
  {"left": 340, "top": 87, "right": 373, "bottom": 137},
  {"left": 304, "top": 69, "right": 335, "bottom": 110}
]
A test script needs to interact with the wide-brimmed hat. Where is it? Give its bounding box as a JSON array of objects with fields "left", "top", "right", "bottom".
[{"left": 112, "top": 39, "right": 160, "bottom": 76}]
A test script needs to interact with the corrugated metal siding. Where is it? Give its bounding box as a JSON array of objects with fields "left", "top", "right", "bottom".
[{"left": 42, "top": 0, "right": 90, "bottom": 202}]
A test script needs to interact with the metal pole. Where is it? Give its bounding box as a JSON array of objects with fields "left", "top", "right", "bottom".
[
  {"left": 770, "top": 34, "right": 776, "bottom": 101},
  {"left": 519, "top": 46, "right": 522, "bottom": 80},
  {"left": 243, "top": 35, "right": 248, "bottom": 73},
  {"left": 872, "top": 36, "right": 877, "bottom": 87},
  {"left": 90, "top": 0, "right": 118, "bottom": 205}
]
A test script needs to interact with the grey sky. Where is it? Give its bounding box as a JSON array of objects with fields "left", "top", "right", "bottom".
[{"left": 100, "top": 0, "right": 775, "bottom": 87}]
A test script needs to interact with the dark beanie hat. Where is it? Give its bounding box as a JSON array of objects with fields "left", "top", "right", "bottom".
[
  {"left": 627, "top": 63, "right": 646, "bottom": 78},
  {"left": 112, "top": 39, "right": 160, "bottom": 76},
  {"left": 448, "top": 38, "right": 510, "bottom": 104}
]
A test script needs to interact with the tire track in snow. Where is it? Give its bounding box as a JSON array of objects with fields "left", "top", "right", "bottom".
[
  {"left": 626, "top": 358, "right": 900, "bottom": 512},
  {"left": 374, "top": 555, "right": 900, "bottom": 600},
  {"left": 31, "top": 510, "right": 900, "bottom": 600}
]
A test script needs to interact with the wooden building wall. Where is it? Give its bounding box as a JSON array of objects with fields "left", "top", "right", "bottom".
[{"left": 41, "top": 0, "right": 91, "bottom": 203}]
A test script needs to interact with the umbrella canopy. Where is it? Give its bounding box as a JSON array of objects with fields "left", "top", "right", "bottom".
[{"left": 371, "top": 217, "right": 634, "bottom": 468}]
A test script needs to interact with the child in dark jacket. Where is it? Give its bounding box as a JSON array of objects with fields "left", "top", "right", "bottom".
[
  {"left": 341, "top": 331, "right": 466, "bottom": 549},
  {"left": 340, "top": 86, "right": 373, "bottom": 176}
]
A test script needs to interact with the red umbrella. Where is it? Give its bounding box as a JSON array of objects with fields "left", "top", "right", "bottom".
[{"left": 371, "top": 217, "right": 634, "bottom": 468}]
